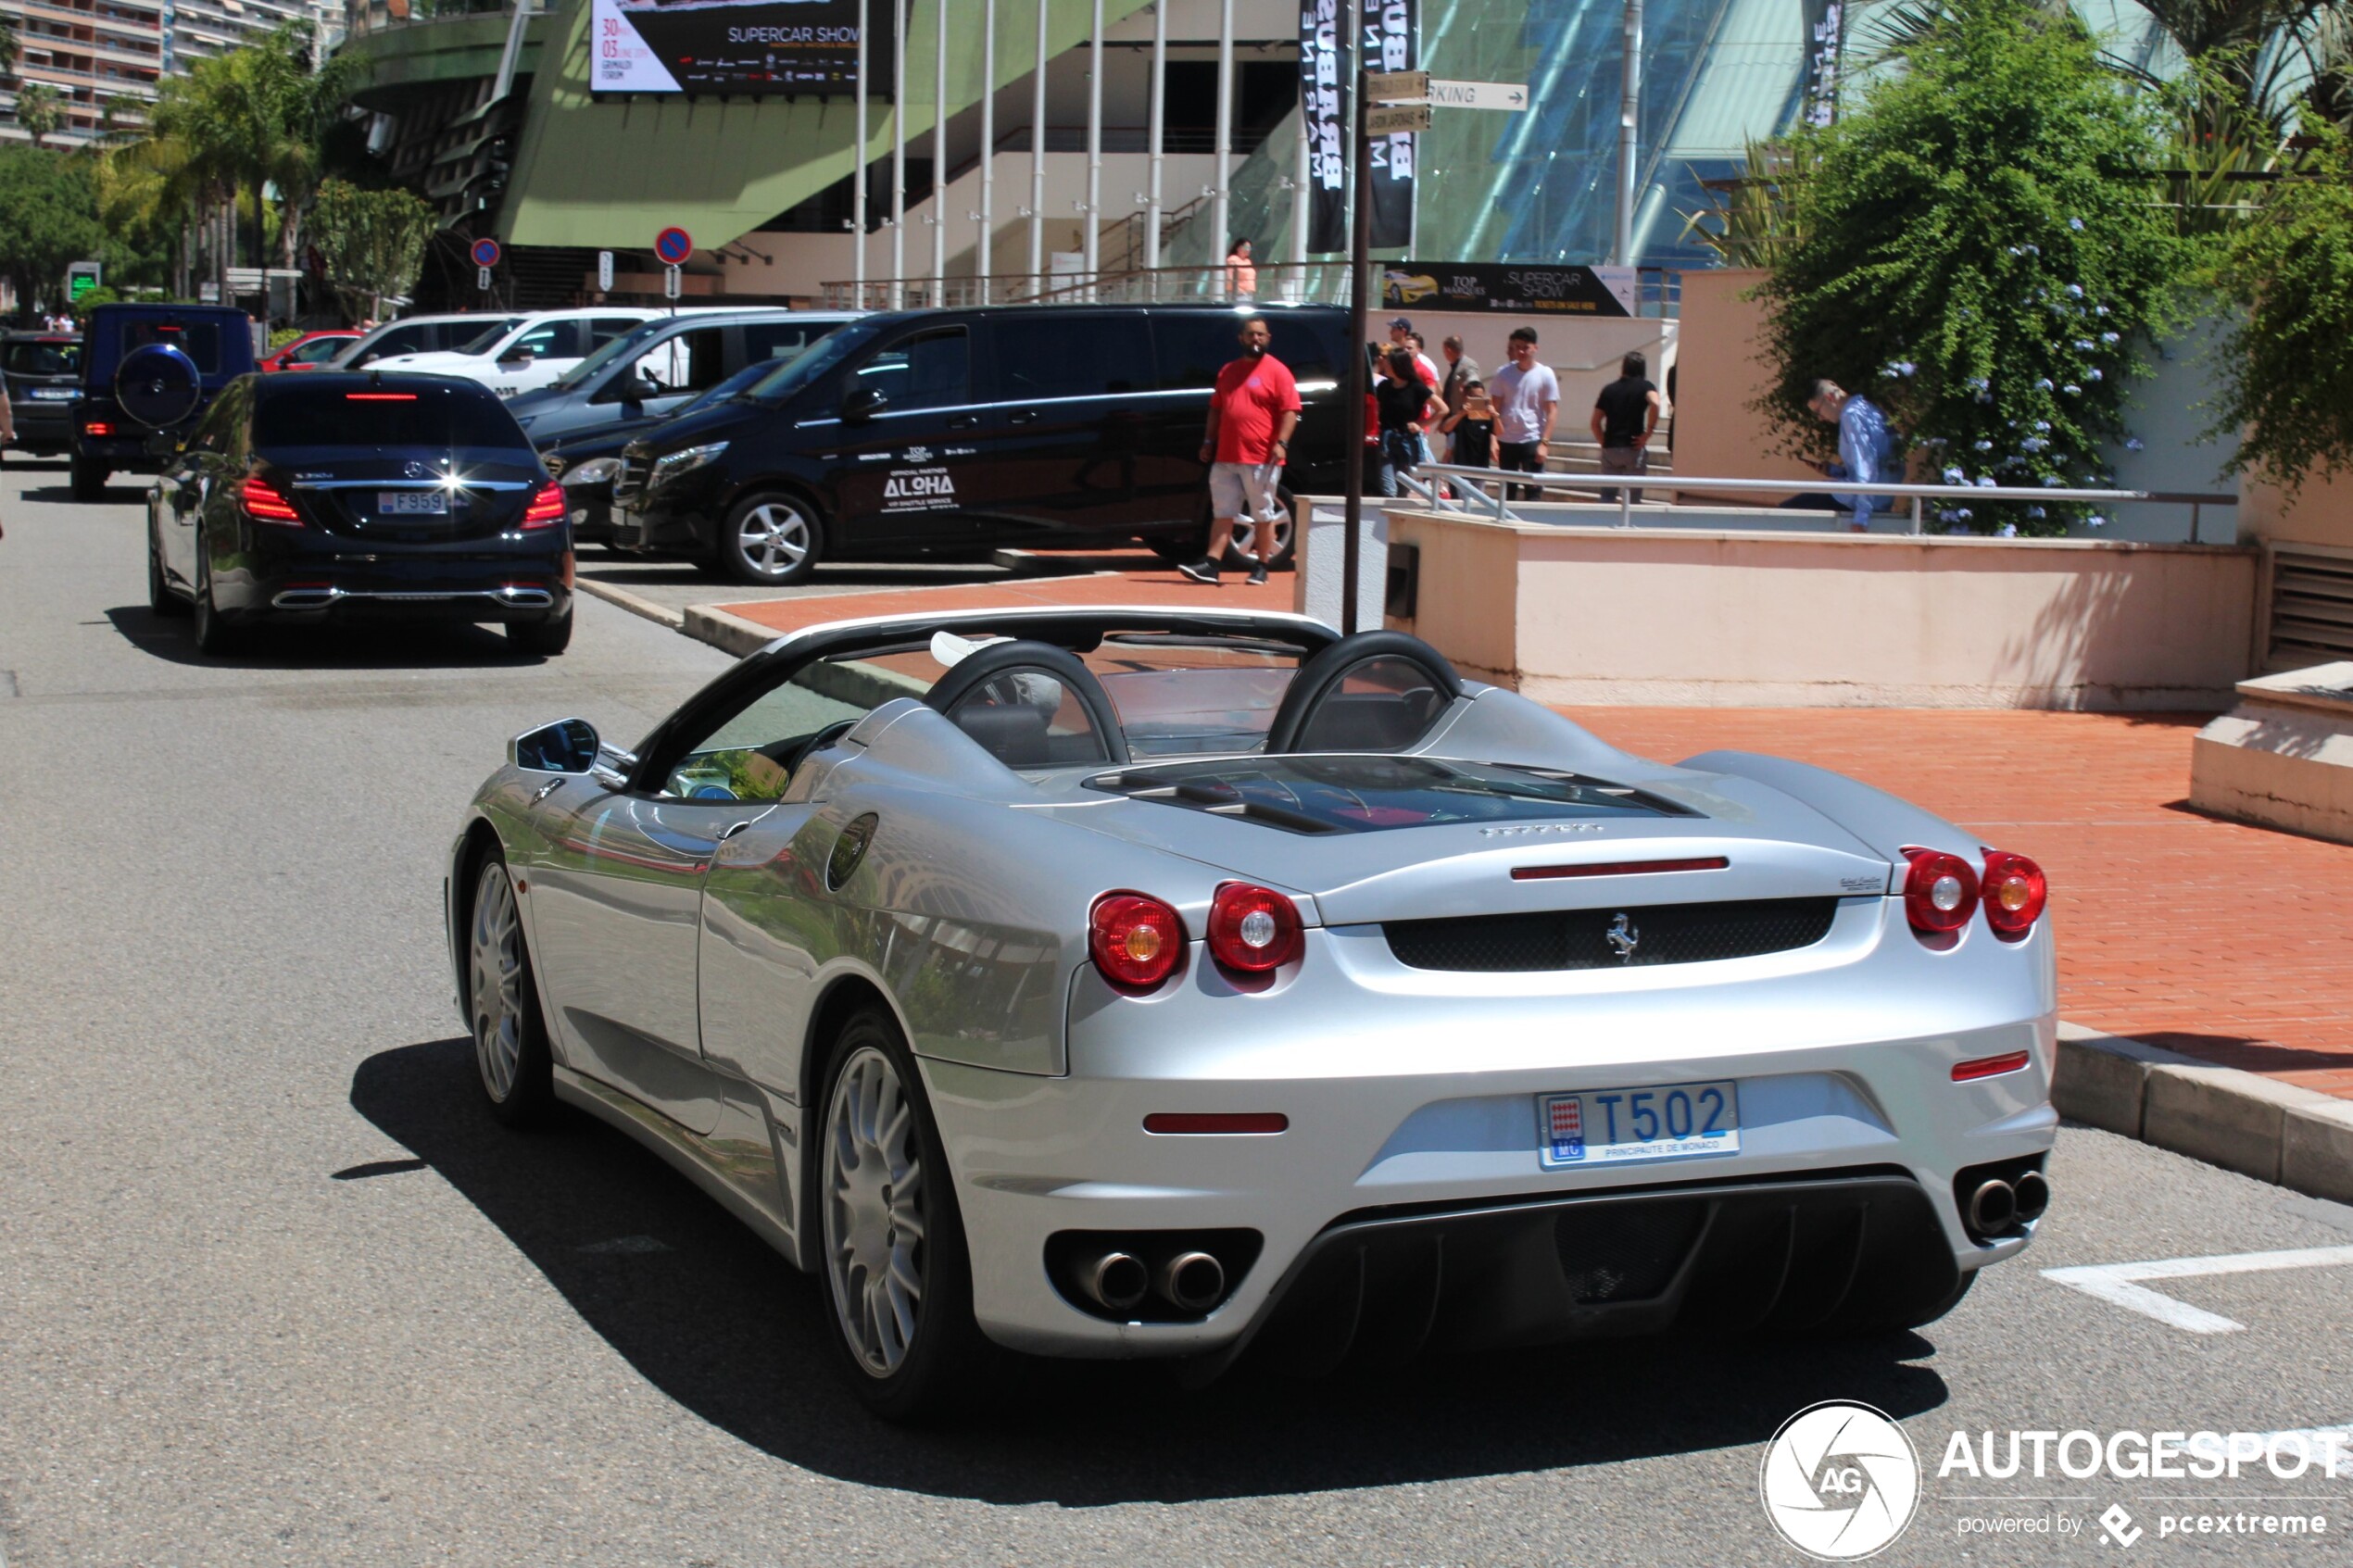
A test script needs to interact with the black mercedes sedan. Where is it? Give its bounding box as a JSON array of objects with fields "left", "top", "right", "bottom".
[{"left": 145, "top": 371, "right": 573, "bottom": 657}]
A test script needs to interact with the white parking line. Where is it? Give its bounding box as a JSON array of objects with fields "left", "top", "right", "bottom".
[{"left": 2043, "top": 1244, "right": 2353, "bottom": 1333}]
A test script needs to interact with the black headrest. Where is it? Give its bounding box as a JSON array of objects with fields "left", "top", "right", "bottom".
[
  {"left": 1265, "top": 631, "right": 1463, "bottom": 755},
  {"left": 923, "top": 638, "right": 1131, "bottom": 767}
]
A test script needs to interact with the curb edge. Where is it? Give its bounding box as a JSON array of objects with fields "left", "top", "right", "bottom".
[
  {"left": 575, "top": 577, "right": 686, "bottom": 631},
  {"left": 2055, "top": 1022, "right": 2353, "bottom": 1204}
]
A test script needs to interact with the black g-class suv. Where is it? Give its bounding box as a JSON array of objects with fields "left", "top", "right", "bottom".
[{"left": 72, "top": 303, "right": 258, "bottom": 499}]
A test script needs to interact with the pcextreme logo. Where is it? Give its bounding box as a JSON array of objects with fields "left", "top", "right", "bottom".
[{"left": 1760, "top": 1400, "right": 1922, "bottom": 1561}]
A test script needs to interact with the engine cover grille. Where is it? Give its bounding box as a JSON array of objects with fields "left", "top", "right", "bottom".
[{"left": 1383, "top": 896, "right": 1841, "bottom": 972}]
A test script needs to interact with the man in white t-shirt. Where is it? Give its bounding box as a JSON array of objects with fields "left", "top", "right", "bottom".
[{"left": 1487, "top": 326, "right": 1559, "bottom": 501}]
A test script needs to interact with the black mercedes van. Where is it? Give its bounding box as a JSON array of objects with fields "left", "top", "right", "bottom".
[{"left": 610, "top": 303, "right": 1350, "bottom": 583}]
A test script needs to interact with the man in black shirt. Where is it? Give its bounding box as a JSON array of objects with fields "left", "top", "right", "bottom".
[{"left": 1590, "top": 350, "right": 1662, "bottom": 504}]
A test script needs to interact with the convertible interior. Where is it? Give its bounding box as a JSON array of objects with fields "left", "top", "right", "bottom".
[{"left": 653, "top": 623, "right": 1476, "bottom": 803}]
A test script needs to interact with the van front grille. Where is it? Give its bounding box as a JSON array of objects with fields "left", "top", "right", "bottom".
[{"left": 1383, "top": 897, "right": 1842, "bottom": 972}]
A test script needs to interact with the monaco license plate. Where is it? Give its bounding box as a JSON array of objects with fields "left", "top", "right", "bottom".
[
  {"left": 1539, "top": 1080, "right": 1741, "bottom": 1169},
  {"left": 379, "top": 489, "right": 447, "bottom": 515}
]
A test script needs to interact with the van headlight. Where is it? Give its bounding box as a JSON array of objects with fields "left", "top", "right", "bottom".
[
  {"left": 651, "top": 441, "right": 728, "bottom": 486},
  {"left": 560, "top": 456, "right": 623, "bottom": 488}
]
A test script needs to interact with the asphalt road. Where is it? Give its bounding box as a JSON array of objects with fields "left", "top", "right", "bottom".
[{"left": 3, "top": 458, "right": 2351, "bottom": 1567}]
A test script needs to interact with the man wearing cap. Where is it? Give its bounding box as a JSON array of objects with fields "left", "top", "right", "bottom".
[{"left": 1386, "top": 317, "right": 1441, "bottom": 390}]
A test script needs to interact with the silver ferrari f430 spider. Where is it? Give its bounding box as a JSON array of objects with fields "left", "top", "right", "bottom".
[{"left": 446, "top": 608, "right": 2057, "bottom": 1418}]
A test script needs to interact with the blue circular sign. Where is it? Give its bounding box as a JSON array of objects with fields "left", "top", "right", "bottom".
[
  {"left": 470, "top": 237, "right": 501, "bottom": 269},
  {"left": 654, "top": 227, "right": 693, "bottom": 265}
]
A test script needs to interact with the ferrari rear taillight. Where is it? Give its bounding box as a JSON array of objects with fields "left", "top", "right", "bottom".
[
  {"left": 1206, "top": 883, "right": 1303, "bottom": 973},
  {"left": 521, "top": 482, "right": 564, "bottom": 529},
  {"left": 1089, "top": 892, "right": 1184, "bottom": 991},
  {"left": 239, "top": 476, "right": 302, "bottom": 525},
  {"left": 1980, "top": 849, "right": 2047, "bottom": 937},
  {"left": 1901, "top": 847, "right": 1978, "bottom": 935}
]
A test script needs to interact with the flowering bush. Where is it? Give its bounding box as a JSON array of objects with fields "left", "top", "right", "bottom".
[{"left": 1755, "top": 0, "right": 2187, "bottom": 533}]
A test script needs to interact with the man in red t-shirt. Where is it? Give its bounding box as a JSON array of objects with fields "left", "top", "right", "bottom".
[{"left": 1181, "top": 316, "right": 1300, "bottom": 586}]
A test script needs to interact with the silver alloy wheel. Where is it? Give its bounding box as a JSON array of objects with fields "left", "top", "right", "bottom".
[
  {"left": 823, "top": 1044, "right": 927, "bottom": 1378},
  {"left": 470, "top": 862, "right": 526, "bottom": 1101},
  {"left": 1231, "top": 510, "right": 1293, "bottom": 564},
  {"left": 735, "top": 500, "right": 812, "bottom": 579}
]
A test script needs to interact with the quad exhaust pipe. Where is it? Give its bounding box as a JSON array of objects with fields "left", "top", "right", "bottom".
[
  {"left": 1158, "top": 1250, "right": 1227, "bottom": 1314},
  {"left": 1074, "top": 1250, "right": 1150, "bottom": 1313},
  {"left": 1966, "top": 1179, "right": 2018, "bottom": 1239},
  {"left": 1067, "top": 1246, "right": 1230, "bottom": 1316},
  {"left": 2012, "top": 1169, "right": 2051, "bottom": 1223}
]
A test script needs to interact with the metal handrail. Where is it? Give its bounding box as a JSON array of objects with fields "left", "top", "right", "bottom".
[{"left": 1407, "top": 463, "right": 2238, "bottom": 542}]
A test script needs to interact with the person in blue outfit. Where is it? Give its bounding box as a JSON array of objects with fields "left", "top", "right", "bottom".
[{"left": 1782, "top": 379, "right": 1897, "bottom": 530}]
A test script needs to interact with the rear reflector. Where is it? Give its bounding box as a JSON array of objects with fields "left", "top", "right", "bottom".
[
  {"left": 1143, "top": 1112, "right": 1289, "bottom": 1135},
  {"left": 1512, "top": 857, "right": 1729, "bottom": 882},
  {"left": 1952, "top": 1050, "right": 2031, "bottom": 1082},
  {"left": 345, "top": 392, "right": 417, "bottom": 401}
]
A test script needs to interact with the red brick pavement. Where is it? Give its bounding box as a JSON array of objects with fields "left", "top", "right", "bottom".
[
  {"left": 717, "top": 567, "right": 2352, "bottom": 1098},
  {"left": 1573, "top": 709, "right": 2353, "bottom": 1099}
]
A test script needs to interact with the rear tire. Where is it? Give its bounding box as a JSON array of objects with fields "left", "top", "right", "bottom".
[
  {"left": 816, "top": 1007, "right": 995, "bottom": 1422},
  {"left": 70, "top": 454, "right": 107, "bottom": 501},
  {"left": 190, "top": 550, "right": 239, "bottom": 656},
  {"left": 147, "top": 525, "right": 187, "bottom": 617},
  {"left": 717, "top": 492, "right": 824, "bottom": 585},
  {"left": 508, "top": 608, "right": 573, "bottom": 656},
  {"left": 470, "top": 857, "right": 554, "bottom": 1127}
]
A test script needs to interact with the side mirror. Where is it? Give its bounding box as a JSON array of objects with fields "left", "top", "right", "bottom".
[
  {"left": 497, "top": 351, "right": 535, "bottom": 368},
  {"left": 842, "top": 385, "right": 888, "bottom": 423},
  {"left": 509, "top": 716, "right": 601, "bottom": 774}
]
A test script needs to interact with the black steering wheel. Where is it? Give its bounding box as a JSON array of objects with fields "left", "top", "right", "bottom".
[{"left": 767, "top": 717, "right": 860, "bottom": 781}]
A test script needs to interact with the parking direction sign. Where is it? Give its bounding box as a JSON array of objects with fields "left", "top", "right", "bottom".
[
  {"left": 470, "top": 237, "right": 501, "bottom": 269},
  {"left": 654, "top": 227, "right": 693, "bottom": 266},
  {"left": 1427, "top": 79, "right": 1529, "bottom": 110}
]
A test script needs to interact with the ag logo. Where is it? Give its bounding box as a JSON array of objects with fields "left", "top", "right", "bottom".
[{"left": 1759, "top": 1400, "right": 1920, "bottom": 1561}]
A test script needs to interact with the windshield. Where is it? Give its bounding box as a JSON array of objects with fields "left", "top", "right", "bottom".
[
  {"left": 455, "top": 320, "right": 514, "bottom": 356},
  {"left": 681, "top": 358, "right": 781, "bottom": 414},
  {"left": 550, "top": 320, "right": 671, "bottom": 392},
  {"left": 741, "top": 321, "right": 875, "bottom": 403}
]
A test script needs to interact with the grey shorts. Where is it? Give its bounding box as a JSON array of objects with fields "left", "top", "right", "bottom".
[{"left": 1208, "top": 460, "right": 1285, "bottom": 522}]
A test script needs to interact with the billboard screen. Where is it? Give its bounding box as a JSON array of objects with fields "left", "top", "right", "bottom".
[{"left": 590, "top": 0, "right": 892, "bottom": 97}]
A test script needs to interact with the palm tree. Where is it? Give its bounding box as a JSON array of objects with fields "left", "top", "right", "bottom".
[
  {"left": 0, "top": 16, "right": 19, "bottom": 82},
  {"left": 16, "top": 82, "right": 65, "bottom": 148}
]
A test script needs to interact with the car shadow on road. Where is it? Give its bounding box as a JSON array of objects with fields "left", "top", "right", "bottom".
[
  {"left": 352, "top": 1037, "right": 1952, "bottom": 1505},
  {"left": 17, "top": 482, "right": 143, "bottom": 504},
  {"left": 101, "top": 604, "right": 550, "bottom": 670}
]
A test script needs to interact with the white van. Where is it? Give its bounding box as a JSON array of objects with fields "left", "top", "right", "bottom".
[{"left": 370, "top": 308, "right": 663, "bottom": 396}]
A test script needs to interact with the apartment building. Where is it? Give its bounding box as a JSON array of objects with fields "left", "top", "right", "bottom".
[{"left": 2, "top": 0, "right": 339, "bottom": 144}]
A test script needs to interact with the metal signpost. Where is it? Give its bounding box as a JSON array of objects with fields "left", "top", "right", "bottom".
[
  {"left": 1340, "top": 58, "right": 1527, "bottom": 633},
  {"left": 471, "top": 237, "right": 500, "bottom": 297}
]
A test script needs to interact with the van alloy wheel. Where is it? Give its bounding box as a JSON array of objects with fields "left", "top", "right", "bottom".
[{"left": 721, "top": 494, "right": 823, "bottom": 585}]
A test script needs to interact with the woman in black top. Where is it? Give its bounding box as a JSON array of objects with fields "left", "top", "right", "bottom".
[{"left": 1375, "top": 348, "right": 1436, "bottom": 498}]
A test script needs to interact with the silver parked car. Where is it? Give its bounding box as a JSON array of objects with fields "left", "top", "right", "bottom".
[{"left": 446, "top": 608, "right": 2057, "bottom": 1419}]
